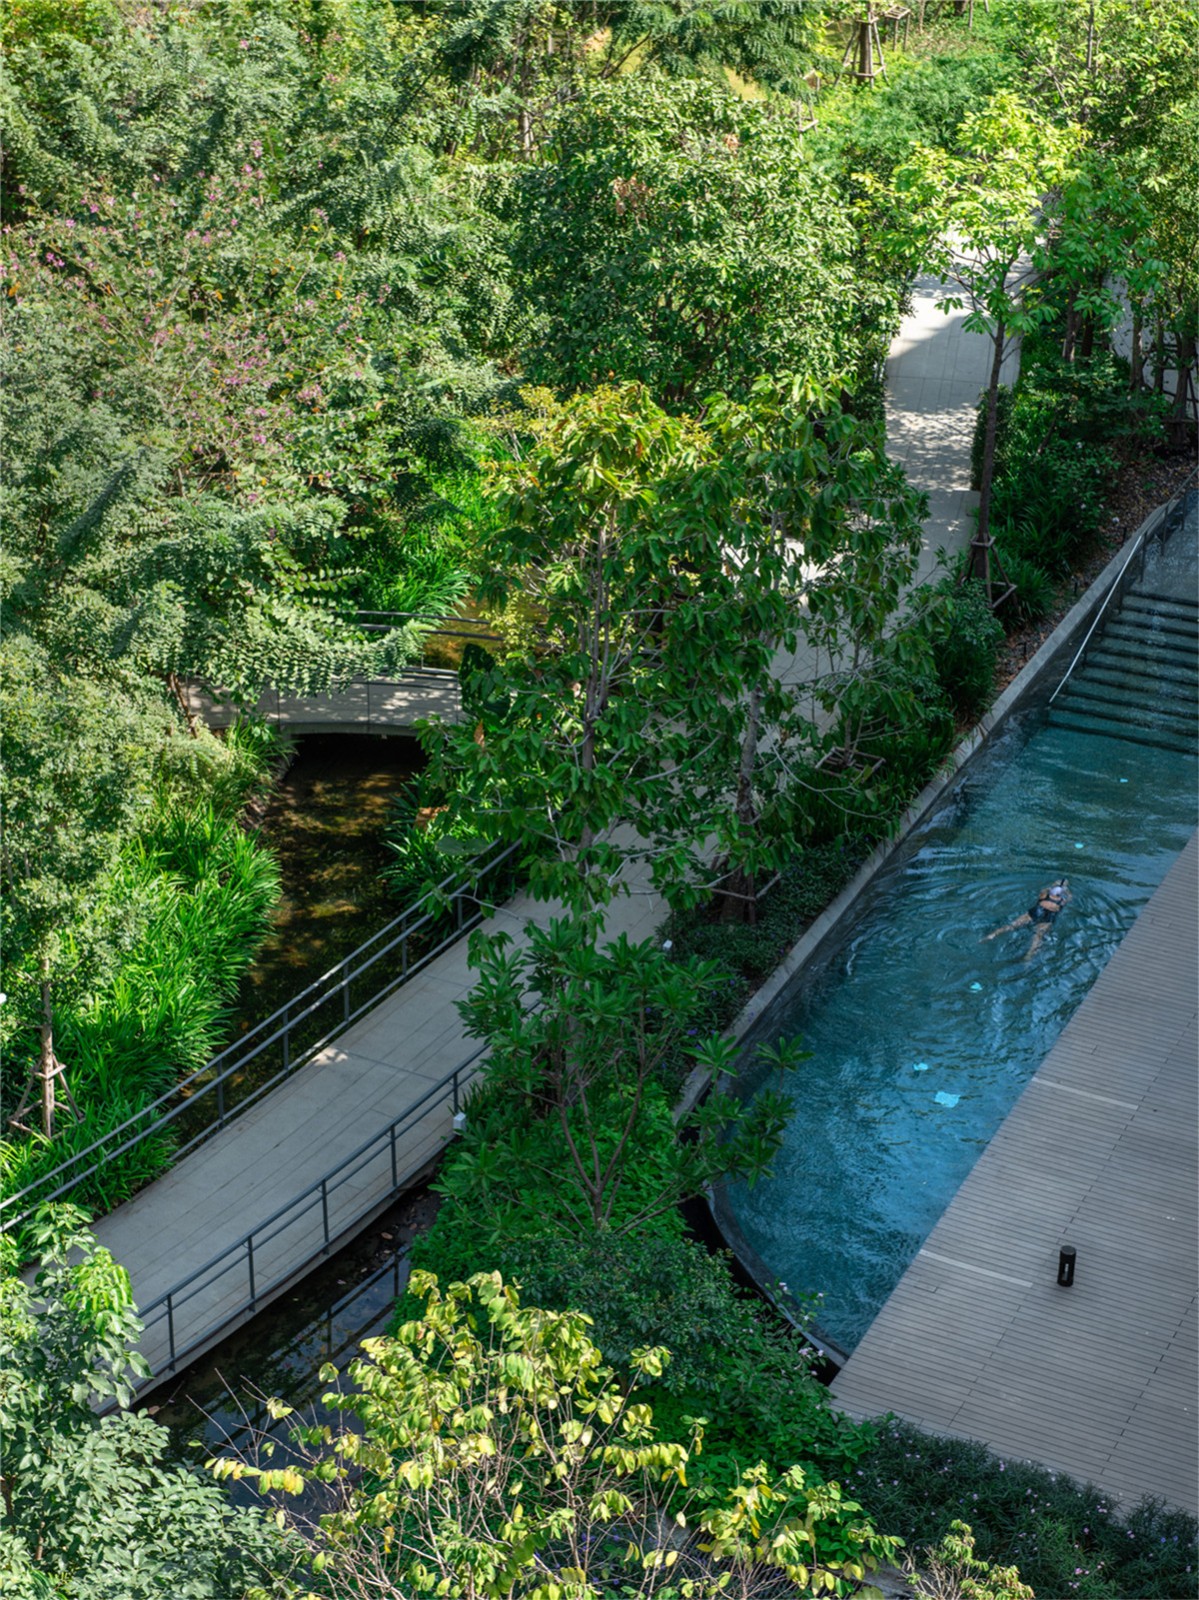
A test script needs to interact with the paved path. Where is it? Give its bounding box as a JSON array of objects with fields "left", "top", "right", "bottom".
[
  {"left": 94, "top": 858, "right": 665, "bottom": 1386},
  {"left": 94, "top": 275, "right": 1014, "bottom": 1387},
  {"left": 831, "top": 833, "right": 1199, "bottom": 1514},
  {"left": 775, "top": 270, "right": 1018, "bottom": 700},
  {"left": 886, "top": 271, "right": 1020, "bottom": 586}
]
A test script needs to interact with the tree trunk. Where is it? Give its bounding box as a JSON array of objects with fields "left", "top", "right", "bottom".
[
  {"left": 39, "top": 957, "right": 58, "bottom": 1140},
  {"left": 1079, "top": 311, "right": 1096, "bottom": 361},
  {"left": 719, "top": 683, "right": 762, "bottom": 925},
  {"left": 1061, "top": 290, "right": 1078, "bottom": 362},
  {"left": 1129, "top": 302, "right": 1144, "bottom": 393},
  {"left": 1153, "top": 316, "right": 1166, "bottom": 394},
  {"left": 969, "top": 321, "right": 1007, "bottom": 602},
  {"left": 167, "top": 671, "right": 201, "bottom": 737}
]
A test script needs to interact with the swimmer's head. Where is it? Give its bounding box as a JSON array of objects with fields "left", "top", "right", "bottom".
[{"left": 1049, "top": 884, "right": 1066, "bottom": 901}]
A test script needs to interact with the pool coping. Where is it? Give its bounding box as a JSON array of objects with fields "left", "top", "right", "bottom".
[{"left": 690, "top": 497, "right": 1182, "bottom": 1360}]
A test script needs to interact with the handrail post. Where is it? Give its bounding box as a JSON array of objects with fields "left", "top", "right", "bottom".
[
  {"left": 452, "top": 1068, "right": 460, "bottom": 1115},
  {"left": 321, "top": 1178, "right": 330, "bottom": 1249},
  {"left": 217, "top": 1074, "right": 225, "bottom": 1128},
  {"left": 167, "top": 1295, "right": 176, "bottom": 1370},
  {"left": 247, "top": 1236, "right": 256, "bottom": 1309},
  {"left": 343, "top": 977, "right": 351, "bottom": 1024},
  {"left": 283, "top": 1006, "right": 290, "bottom": 1074},
  {"left": 390, "top": 1124, "right": 398, "bottom": 1188}
]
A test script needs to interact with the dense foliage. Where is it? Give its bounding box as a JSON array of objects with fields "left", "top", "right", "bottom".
[
  {"left": 0, "top": 1206, "right": 296, "bottom": 1598},
  {"left": 218, "top": 1269, "right": 902, "bottom": 1598},
  {"left": 853, "top": 1418, "right": 1197, "bottom": 1600},
  {"left": 2, "top": 1, "right": 1196, "bottom": 1595}
]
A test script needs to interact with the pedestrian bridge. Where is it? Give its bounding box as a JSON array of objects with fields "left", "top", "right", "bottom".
[{"left": 187, "top": 667, "right": 462, "bottom": 737}]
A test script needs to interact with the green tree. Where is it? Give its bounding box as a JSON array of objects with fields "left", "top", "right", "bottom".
[
  {"left": 1002, "top": 0, "right": 1194, "bottom": 151},
  {"left": 0, "top": 1204, "right": 293, "bottom": 1597},
  {"left": 512, "top": 76, "right": 882, "bottom": 408},
  {"left": 0, "top": 637, "right": 158, "bottom": 1136},
  {"left": 214, "top": 1269, "right": 902, "bottom": 1598},
  {"left": 896, "top": 91, "right": 1077, "bottom": 603},
  {"left": 448, "top": 917, "right": 805, "bottom": 1237},
  {"left": 423, "top": 382, "right": 711, "bottom": 911},
  {"left": 425, "top": 376, "right": 926, "bottom": 919},
  {"left": 406, "top": 0, "right": 827, "bottom": 162}
]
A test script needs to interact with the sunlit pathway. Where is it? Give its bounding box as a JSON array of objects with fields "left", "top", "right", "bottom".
[
  {"left": 832, "top": 833, "right": 1198, "bottom": 1514},
  {"left": 775, "top": 268, "right": 1016, "bottom": 701},
  {"left": 91, "top": 849, "right": 666, "bottom": 1389},
  {"left": 886, "top": 269, "right": 1021, "bottom": 585}
]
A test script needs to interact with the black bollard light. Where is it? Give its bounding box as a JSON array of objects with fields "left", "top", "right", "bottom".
[{"left": 1057, "top": 1245, "right": 1076, "bottom": 1287}]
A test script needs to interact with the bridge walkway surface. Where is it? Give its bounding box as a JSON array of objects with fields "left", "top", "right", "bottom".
[
  {"left": 91, "top": 861, "right": 664, "bottom": 1389},
  {"left": 84, "top": 270, "right": 1008, "bottom": 1388},
  {"left": 832, "top": 832, "right": 1199, "bottom": 1514}
]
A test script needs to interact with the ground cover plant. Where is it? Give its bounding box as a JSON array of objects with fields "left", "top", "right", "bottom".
[{"left": 847, "top": 1418, "right": 1197, "bottom": 1600}]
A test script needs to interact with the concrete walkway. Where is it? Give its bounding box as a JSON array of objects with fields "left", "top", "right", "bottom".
[
  {"left": 775, "top": 270, "right": 1017, "bottom": 702},
  {"left": 886, "top": 270, "right": 1020, "bottom": 586},
  {"left": 188, "top": 669, "right": 462, "bottom": 735},
  {"left": 92, "top": 276, "right": 1013, "bottom": 1386},
  {"left": 832, "top": 834, "right": 1199, "bottom": 1514}
]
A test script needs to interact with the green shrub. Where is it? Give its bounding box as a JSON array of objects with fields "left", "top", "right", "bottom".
[
  {"left": 0, "top": 804, "right": 280, "bottom": 1220},
  {"left": 661, "top": 837, "right": 869, "bottom": 1051},
  {"left": 847, "top": 1418, "right": 1197, "bottom": 1600},
  {"left": 379, "top": 786, "right": 464, "bottom": 903},
  {"left": 834, "top": 660, "right": 956, "bottom": 815},
  {"left": 995, "top": 546, "right": 1058, "bottom": 627},
  {"left": 155, "top": 717, "right": 287, "bottom": 820},
  {"left": 400, "top": 1213, "right": 875, "bottom": 1503},
  {"left": 920, "top": 577, "right": 1005, "bottom": 719},
  {"left": 973, "top": 341, "right": 1168, "bottom": 587}
]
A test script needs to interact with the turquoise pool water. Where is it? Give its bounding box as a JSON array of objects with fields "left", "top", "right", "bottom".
[{"left": 725, "top": 546, "right": 1197, "bottom": 1357}]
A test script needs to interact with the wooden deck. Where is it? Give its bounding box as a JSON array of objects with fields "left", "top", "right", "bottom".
[{"left": 832, "top": 831, "right": 1199, "bottom": 1513}]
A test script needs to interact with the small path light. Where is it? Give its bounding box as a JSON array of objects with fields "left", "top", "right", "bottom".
[{"left": 1057, "top": 1245, "right": 1077, "bottom": 1287}]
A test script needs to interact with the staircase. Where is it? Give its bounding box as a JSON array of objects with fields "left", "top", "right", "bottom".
[{"left": 1049, "top": 581, "right": 1198, "bottom": 756}]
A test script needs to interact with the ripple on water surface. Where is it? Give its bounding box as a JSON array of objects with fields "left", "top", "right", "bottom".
[{"left": 727, "top": 710, "right": 1197, "bottom": 1355}]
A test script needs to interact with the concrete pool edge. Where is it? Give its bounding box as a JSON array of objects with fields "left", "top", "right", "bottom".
[
  {"left": 682, "top": 497, "right": 1185, "bottom": 1356},
  {"left": 729, "top": 498, "right": 1180, "bottom": 1059}
]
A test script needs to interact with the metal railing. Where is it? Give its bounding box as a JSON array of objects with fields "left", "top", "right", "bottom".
[
  {"left": 1048, "top": 467, "right": 1197, "bottom": 706},
  {"left": 1, "top": 840, "right": 522, "bottom": 1232},
  {"left": 137, "top": 1049, "right": 484, "bottom": 1383},
  {"left": 349, "top": 608, "right": 502, "bottom": 660}
]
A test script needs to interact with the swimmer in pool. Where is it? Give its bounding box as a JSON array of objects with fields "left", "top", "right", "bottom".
[{"left": 983, "top": 879, "right": 1072, "bottom": 959}]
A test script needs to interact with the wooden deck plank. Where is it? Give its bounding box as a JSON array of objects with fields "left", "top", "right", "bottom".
[{"left": 833, "top": 833, "right": 1199, "bottom": 1515}]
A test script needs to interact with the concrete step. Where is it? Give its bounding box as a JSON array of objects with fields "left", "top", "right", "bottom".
[
  {"left": 1048, "top": 707, "right": 1197, "bottom": 756},
  {"left": 1122, "top": 592, "right": 1199, "bottom": 624},
  {"left": 1080, "top": 663, "right": 1198, "bottom": 704},
  {"left": 1126, "top": 587, "right": 1199, "bottom": 621},
  {"left": 1059, "top": 683, "right": 1198, "bottom": 740},
  {"left": 1094, "top": 632, "right": 1198, "bottom": 672}
]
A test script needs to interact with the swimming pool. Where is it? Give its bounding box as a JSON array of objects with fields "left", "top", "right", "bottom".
[{"left": 723, "top": 535, "right": 1198, "bottom": 1357}]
